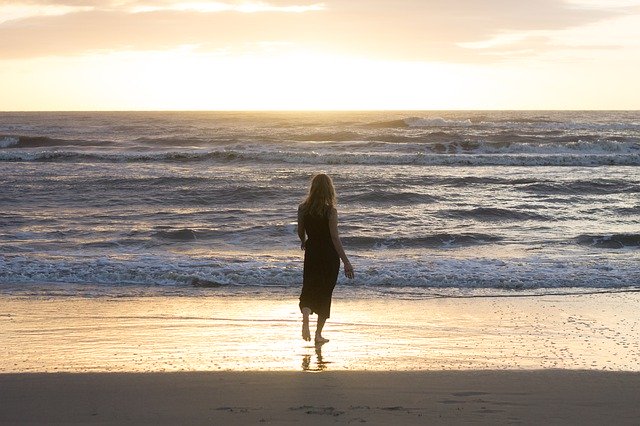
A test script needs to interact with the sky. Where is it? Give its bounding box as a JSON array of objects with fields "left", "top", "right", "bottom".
[{"left": 1, "top": 0, "right": 640, "bottom": 110}]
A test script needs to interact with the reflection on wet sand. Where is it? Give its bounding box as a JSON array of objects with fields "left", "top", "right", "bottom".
[
  {"left": 2, "top": 293, "right": 639, "bottom": 372},
  {"left": 302, "top": 342, "right": 329, "bottom": 372}
]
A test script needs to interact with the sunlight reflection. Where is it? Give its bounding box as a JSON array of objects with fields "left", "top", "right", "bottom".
[
  {"left": 2, "top": 294, "right": 639, "bottom": 372},
  {"left": 301, "top": 341, "right": 329, "bottom": 372}
]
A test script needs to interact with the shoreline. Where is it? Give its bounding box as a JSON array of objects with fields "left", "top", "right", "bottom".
[
  {"left": 2, "top": 280, "right": 639, "bottom": 299},
  {"left": 2, "top": 370, "right": 640, "bottom": 424}
]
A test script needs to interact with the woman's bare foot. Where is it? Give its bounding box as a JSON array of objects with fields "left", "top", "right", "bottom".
[
  {"left": 314, "top": 334, "right": 329, "bottom": 344},
  {"left": 301, "top": 308, "right": 311, "bottom": 341}
]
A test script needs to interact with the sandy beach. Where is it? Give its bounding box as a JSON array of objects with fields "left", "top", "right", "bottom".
[
  {"left": 2, "top": 291, "right": 639, "bottom": 423},
  {"left": 2, "top": 370, "right": 640, "bottom": 424}
]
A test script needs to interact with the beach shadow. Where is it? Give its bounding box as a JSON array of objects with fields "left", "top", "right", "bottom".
[{"left": 301, "top": 342, "right": 329, "bottom": 372}]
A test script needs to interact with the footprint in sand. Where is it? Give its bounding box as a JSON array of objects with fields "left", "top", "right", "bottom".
[{"left": 451, "top": 391, "right": 490, "bottom": 397}]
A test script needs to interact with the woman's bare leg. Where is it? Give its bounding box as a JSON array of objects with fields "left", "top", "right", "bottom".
[
  {"left": 301, "top": 307, "right": 311, "bottom": 341},
  {"left": 315, "top": 315, "right": 329, "bottom": 343}
]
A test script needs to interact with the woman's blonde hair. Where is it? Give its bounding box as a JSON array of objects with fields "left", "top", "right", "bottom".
[{"left": 301, "top": 173, "right": 336, "bottom": 216}]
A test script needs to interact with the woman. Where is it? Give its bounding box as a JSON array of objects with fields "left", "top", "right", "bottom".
[{"left": 298, "top": 173, "right": 354, "bottom": 344}]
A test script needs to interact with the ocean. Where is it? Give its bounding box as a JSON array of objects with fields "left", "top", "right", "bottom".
[{"left": 1, "top": 111, "right": 638, "bottom": 297}]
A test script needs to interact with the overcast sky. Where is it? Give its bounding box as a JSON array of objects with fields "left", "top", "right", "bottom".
[{"left": 1, "top": 0, "right": 640, "bottom": 109}]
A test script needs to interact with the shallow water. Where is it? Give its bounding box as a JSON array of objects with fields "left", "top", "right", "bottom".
[{"left": 2, "top": 292, "right": 638, "bottom": 372}]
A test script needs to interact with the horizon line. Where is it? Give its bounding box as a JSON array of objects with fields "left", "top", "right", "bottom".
[{"left": 2, "top": 109, "right": 639, "bottom": 113}]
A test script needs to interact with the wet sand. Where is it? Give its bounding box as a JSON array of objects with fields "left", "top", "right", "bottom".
[
  {"left": 2, "top": 292, "right": 639, "bottom": 424},
  {"left": 2, "top": 292, "right": 639, "bottom": 372}
]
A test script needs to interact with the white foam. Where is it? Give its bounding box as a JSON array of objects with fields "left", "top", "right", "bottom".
[
  {"left": 1, "top": 148, "right": 639, "bottom": 166},
  {"left": 405, "top": 117, "right": 473, "bottom": 127},
  {"left": 1, "top": 251, "right": 638, "bottom": 292},
  {"left": 0, "top": 136, "right": 18, "bottom": 148},
  {"left": 470, "top": 139, "right": 640, "bottom": 155}
]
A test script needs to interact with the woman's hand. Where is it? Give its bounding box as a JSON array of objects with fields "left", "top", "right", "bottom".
[
  {"left": 300, "top": 240, "right": 306, "bottom": 250},
  {"left": 344, "top": 261, "right": 354, "bottom": 279}
]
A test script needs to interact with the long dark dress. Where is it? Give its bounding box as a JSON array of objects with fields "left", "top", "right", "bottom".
[{"left": 298, "top": 205, "right": 340, "bottom": 319}]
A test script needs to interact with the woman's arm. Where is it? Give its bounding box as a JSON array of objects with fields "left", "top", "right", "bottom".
[
  {"left": 297, "top": 205, "right": 306, "bottom": 250},
  {"left": 329, "top": 208, "right": 354, "bottom": 279}
]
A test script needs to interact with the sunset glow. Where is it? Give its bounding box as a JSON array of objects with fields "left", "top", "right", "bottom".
[{"left": 1, "top": 0, "right": 640, "bottom": 110}]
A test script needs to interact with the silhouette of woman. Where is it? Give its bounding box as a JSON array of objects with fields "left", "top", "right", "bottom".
[{"left": 298, "top": 174, "right": 354, "bottom": 343}]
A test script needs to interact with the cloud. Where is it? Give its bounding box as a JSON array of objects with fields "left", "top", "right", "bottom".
[
  {"left": 0, "top": 2, "right": 93, "bottom": 23},
  {"left": 127, "top": 2, "right": 325, "bottom": 13},
  {"left": 0, "top": 0, "right": 325, "bottom": 21},
  {"left": 0, "top": 0, "right": 638, "bottom": 61}
]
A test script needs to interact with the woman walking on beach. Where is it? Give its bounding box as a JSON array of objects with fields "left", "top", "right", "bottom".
[{"left": 298, "top": 173, "right": 354, "bottom": 343}]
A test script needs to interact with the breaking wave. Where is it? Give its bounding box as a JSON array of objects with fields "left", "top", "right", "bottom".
[
  {"left": 2, "top": 149, "right": 639, "bottom": 166},
  {"left": 1, "top": 252, "right": 638, "bottom": 292},
  {"left": 0, "top": 136, "right": 18, "bottom": 148},
  {"left": 575, "top": 234, "right": 640, "bottom": 249},
  {"left": 342, "top": 233, "right": 502, "bottom": 249}
]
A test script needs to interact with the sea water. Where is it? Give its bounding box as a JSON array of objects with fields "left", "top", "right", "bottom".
[{"left": 1, "top": 111, "right": 638, "bottom": 297}]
